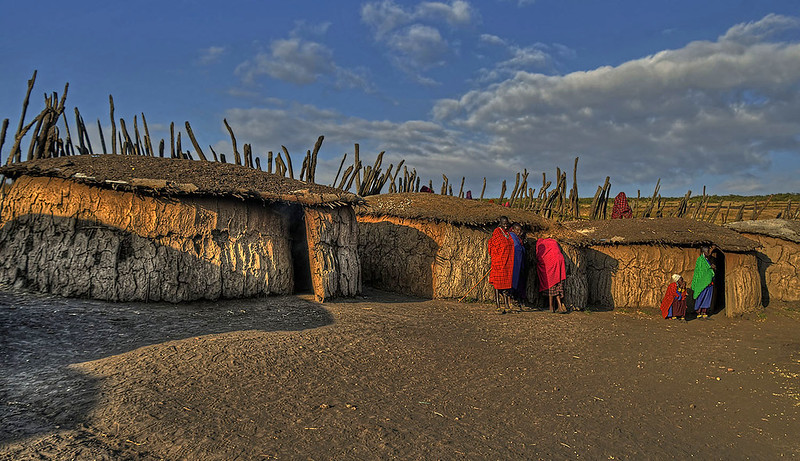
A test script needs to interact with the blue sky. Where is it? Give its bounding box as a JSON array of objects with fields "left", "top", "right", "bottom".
[{"left": 1, "top": 0, "right": 799, "bottom": 197}]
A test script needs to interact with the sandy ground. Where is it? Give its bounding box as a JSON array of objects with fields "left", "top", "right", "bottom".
[{"left": 1, "top": 288, "right": 799, "bottom": 460}]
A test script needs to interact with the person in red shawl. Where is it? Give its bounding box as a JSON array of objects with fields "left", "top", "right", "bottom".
[
  {"left": 611, "top": 192, "right": 633, "bottom": 219},
  {"left": 488, "top": 216, "right": 513, "bottom": 314},
  {"left": 535, "top": 238, "right": 567, "bottom": 313},
  {"left": 660, "top": 274, "right": 688, "bottom": 321}
]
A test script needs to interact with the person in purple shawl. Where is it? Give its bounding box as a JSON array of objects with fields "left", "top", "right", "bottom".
[{"left": 509, "top": 223, "right": 527, "bottom": 306}]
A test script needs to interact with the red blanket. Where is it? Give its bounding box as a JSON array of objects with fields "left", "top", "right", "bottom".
[
  {"left": 611, "top": 192, "right": 633, "bottom": 219},
  {"left": 660, "top": 282, "right": 677, "bottom": 318},
  {"left": 488, "top": 227, "right": 514, "bottom": 290},
  {"left": 535, "top": 238, "right": 566, "bottom": 291}
]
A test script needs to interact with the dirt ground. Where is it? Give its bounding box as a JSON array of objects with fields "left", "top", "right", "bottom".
[{"left": 1, "top": 287, "right": 799, "bottom": 460}]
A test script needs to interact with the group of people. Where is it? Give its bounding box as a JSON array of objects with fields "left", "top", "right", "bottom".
[
  {"left": 487, "top": 216, "right": 567, "bottom": 314},
  {"left": 487, "top": 216, "right": 718, "bottom": 320},
  {"left": 659, "top": 246, "right": 716, "bottom": 321}
]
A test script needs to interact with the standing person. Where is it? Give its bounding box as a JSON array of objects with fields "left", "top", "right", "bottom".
[
  {"left": 691, "top": 246, "right": 716, "bottom": 319},
  {"left": 488, "top": 216, "right": 513, "bottom": 314},
  {"left": 535, "top": 238, "right": 567, "bottom": 313},
  {"left": 611, "top": 192, "right": 633, "bottom": 219},
  {"left": 660, "top": 274, "right": 688, "bottom": 321},
  {"left": 509, "top": 223, "right": 527, "bottom": 308}
]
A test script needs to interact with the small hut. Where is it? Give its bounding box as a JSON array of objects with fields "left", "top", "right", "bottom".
[
  {"left": 0, "top": 155, "right": 362, "bottom": 303},
  {"left": 563, "top": 218, "right": 762, "bottom": 316},
  {"left": 356, "top": 193, "right": 588, "bottom": 309},
  {"left": 725, "top": 219, "right": 800, "bottom": 304}
]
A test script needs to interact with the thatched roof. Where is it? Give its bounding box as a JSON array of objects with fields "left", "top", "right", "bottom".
[
  {"left": 725, "top": 219, "right": 800, "bottom": 244},
  {"left": 563, "top": 217, "right": 759, "bottom": 252},
  {"left": 0, "top": 156, "right": 362, "bottom": 207},
  {"left": 356, "top": 193, "right": 587, "bottom": 244}
]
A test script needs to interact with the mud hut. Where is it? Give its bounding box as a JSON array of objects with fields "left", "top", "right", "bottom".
[
  {"left": 724, "top": 219, "right": 800, "bottom": 304},
  {"left": 356, "top": 193, "right": 588, "bottom": 309},
  {"left": 0, "top": 155, "right": 362, "bottom": 303},
  {"left": 563, "top": 218, "right": 761, "bottom": 317}
]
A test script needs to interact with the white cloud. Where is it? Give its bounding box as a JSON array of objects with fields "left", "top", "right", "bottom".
[
  {"left": 361, "top": 0, "right": 478, "bottom": 83},
  {"left": 480, "top": 34, "right": 506, "bottom": 46},
  {"left": 432, "top": 14, "right": 800, "bottom": 193},
  {"left": 417, "top": 1, "right": 475, "bottom": 26},
  {"left": 225, "top": 14, "right": 800, "bottom": 197},
  {"left": 474, "top": 37, "right": 564, "bottom": 83},
  {"left": 719, "top": 13, "right": 799, "bottom": 44},
  {"left": 234, "top": 33, "right": 372, "bottom": 92},
  {"left": 198, "top": 46, "right": 225, "bottom": 65},
  {"left": 235, "top": 38, "right": 334, "bottom": 85},
  {"left": 221, "top": 103, "right": 500, "bottom": 190},
  {"left": 389, "top": 24, "right": 449, "bottom": 67}
]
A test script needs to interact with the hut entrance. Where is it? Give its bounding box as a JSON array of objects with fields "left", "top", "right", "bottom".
[
  {"left": 711, "top": 248, "right": 726, "bottom": 315},
  {"left": 288, "top": 205, "right": 313, "bottom": 294}
]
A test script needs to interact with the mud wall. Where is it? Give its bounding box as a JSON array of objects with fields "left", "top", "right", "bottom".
[
  {"left": 357, "top": 216, "right": 588, "bottom": 308},
  {"left": 304, "top": 206, "right": 361, "bottom": 302},
  {"left": 737, "top": 233, "right": 800, "bottom": 304},
  {"left": 583, "top": 245, "right": 761, "bottom": 316},
  {"left": 723, "top": 252, "right": 762, "bottom": 316},
  {"left": 0, "top": 176, "right": 296, "bottom": 302}
]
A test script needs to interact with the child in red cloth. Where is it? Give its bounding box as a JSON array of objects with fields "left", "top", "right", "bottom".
[{"left": 660, "top": 274, "right": 688, "bottom": 321}]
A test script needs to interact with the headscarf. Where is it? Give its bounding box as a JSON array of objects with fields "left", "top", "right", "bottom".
[{"left": 611, "top": 192, "right": 633, "bottom": 219}]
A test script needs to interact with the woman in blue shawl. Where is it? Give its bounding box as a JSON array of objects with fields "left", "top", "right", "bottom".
[
  {"left": 691, "top": 246, "right": 716, "bottom": 319},
  {"left": 509, "top": 223, "right": 526, "bottom": 306}
]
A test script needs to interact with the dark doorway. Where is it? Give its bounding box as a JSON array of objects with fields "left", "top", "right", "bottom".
[
  {"left": 710, "top": 248, "right": 725, "bottom": 315},
  {"left": 288, "top": 205, "right": 313, "bottom": 294}
]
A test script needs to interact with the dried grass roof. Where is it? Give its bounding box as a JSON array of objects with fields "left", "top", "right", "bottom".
[
  {"left": 563, "top": 217, "right": 759, "bottom": 252},
  {"left": 357, "top": 193, "right": 587, "bottom": 243},
  {"left": 725, "top": 219, "right": 800, "bottom": 244},
  {"left": 0, "top": 156, "right": 362, "bottom": 207}
]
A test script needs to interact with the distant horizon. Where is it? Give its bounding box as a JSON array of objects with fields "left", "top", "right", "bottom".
[{"left": 2, "top": 1, "right": 799, "bottom": 197}]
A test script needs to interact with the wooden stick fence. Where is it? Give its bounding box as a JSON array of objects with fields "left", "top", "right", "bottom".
[{"left": 1, "top": 71, "right": 797, "bottom": 223}]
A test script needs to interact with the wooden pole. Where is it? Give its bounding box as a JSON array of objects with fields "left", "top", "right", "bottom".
[
  {"left": 184, "top": 121, "right": 208, "bottom": 161},
  {"left": 309, "top": 135, "right": 324, "bottom": 183},
  {"left": 96, "top": 119, "right": 107, "bottom": 154},
  {"left": 332, "top": 152, "right": 347, "bottom": 187},
  {"left": 0, "top": 119, "right": 8, "bottom": 162},
  {"left": 141, "top": 113, "right": 154, "bottom": 157},
  {"left": 170, "top": 122, "right": 175, "bottom": 158},
  {"left": 222, "top": 119, "right": 242, "bottom": 165},
  {"left": 109, "top": 95, "right": 117, "bottom": 154}
]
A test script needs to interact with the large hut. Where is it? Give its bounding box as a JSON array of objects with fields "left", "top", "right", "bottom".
[
  {"left": 724, "top": 219, "right": 800, "bottom": 304},
  {"left": 563, "top": 218, "right": 762, "bottom": 316},
  {"left": 356, "top": 193, "right": 588, "bottom": 309},
  {"left": 0, "top": 155, "right": 362, "bottom": 303}
]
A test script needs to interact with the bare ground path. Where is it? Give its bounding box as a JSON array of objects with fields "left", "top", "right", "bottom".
[{"left": 1, "top": 288, "right": 799, "bottom": 459}]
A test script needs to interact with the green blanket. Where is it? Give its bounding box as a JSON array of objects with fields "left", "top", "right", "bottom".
[{"left": 691, "top": 255, "right": 714, "bottom": 295}]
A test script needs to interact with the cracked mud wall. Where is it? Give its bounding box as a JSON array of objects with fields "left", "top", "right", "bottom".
[
  {"left": 583, "top": 245, "right": 761, "bottom": 316},
  {"left": 304, "top": 206, "right": 361, "bottom": 302},
  {"left": 357, "top": 216, "right": 588, "bottom": 308},
  {"left": 723, "top": 252, "right": 762, "bottom": 316},
  {"left": 0, "top": 176, "right": 294, "bottom": 302},
  {"left": 738, "top": 233, "right": 799, "bottom": 304}
]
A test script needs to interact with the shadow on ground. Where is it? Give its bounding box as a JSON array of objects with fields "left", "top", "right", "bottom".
[{"left": 0, "top": 288, "right": 333, "bottom": 445}]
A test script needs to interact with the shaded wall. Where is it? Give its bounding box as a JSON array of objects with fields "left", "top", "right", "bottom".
[
  {"left": 737, "top": 233, "right": 800, "bottom": 304},
  {"left": 304, "top": 206, "right": 361, "bottom": 302},
  {"left": 0, "top": 176, "right": 296, "bottom": 302},
  {"left": 582, "top": 244, "right": 761, "bottom": 316},
  {"left": 357, "top": 216, "right": 588, "bottom": 308},
  {"left": 723, "top": 252, "right": 762, "bottom": 316}
]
